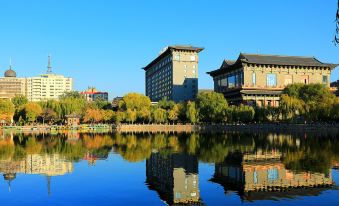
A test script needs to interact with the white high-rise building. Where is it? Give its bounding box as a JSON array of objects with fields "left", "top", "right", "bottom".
[{"left": 26, "top": 55, "right": 73, "bottom": 102}]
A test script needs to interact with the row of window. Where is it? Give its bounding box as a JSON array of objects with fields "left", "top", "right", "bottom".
[{"left": 174, "top": 54, "right": 196, "bottom": 62}]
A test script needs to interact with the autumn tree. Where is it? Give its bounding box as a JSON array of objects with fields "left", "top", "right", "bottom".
[
  {"left": 167, "top": 104, "right": 180, "bottom": 123},
  {"left": 23, "top": 102, "right": 42, "bottom": 123},
  {"left": 0, "top": 99, "right": 15, "bottom": 123},
  {"left": 83, "top": 108, "right": 103, "bottom": 123}
]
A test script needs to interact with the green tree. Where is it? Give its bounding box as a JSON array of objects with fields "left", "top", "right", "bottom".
[
  {"left": 186, "top": 101, "right": 198, "bottom": 123},
  {"left": 60, "top": 91, "right": 83, "bottom": 99},
  {"left": 138, "top": 107, "right": 152, "bottom": 123},
  {"left": 11, "top": 95, "right": 28, "bottom": 108},
  {"left": 196, "top": 91, "right": 228, "bottom": 122},
  {"left": 125, "top": 109, "right": 137, "bottom": 123},
  {"left": 152, "top": 107, "right": 167, "bottom": 123}
]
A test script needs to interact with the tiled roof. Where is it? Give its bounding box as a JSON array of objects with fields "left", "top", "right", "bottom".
[
  {"left": 208, "top": 53, "right": 338, "bottom": 76},
  {"left": 240, "top": 53, "right": 334, "bottom": 67}
]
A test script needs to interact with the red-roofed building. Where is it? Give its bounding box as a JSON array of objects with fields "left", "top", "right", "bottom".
[{"left": 80, "top": 87, "right": 108, "bottom": 102}]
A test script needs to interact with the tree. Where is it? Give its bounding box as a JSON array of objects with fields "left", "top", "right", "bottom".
[
  {"left": 60, "top": 91, "right": 83, "bottom": 99},
  {"left": 83, "top": 108, "right": 103, "bottom": 123},
  {"left": 168, "top": 104, "right": 180, "bottom": 123},
  {"left": 11, "top": 95, "right": 28, "bottom": 108},
  {"left": 60, "top": 96, "right": 86, "bottom": 118},
  {"left": 102, "top": 110, "right": 115, "bottom": 123},
  {"left": 157, "top": 97, "right": 175, "bottom": 110},
  {"left": 0, "top": 99, "right": 15, "bottom": 123},
  {"left": 280, "top": 94, "right": 305, "bottom": 120},
  {"left": 23, "top": 103, "right": 42, "bottom": 123},
  {"left": 138, "top": 107, "right": 152, "bottom": 123},
  {"left": 125, "top": 109, "right": 137, "bottom": 124},
  {"left": 196, "top": 91, "right": 228, "bottom": 122},
  {"left": 186, "top": 101, "right": 198, "bottom": 123},
  {"left": 39, "top": 108, "right": 57, "bottom": 125},
  {"left": 120, "top": 93, "right": 151, "bottom": 111},
  {"left": 282, "top": 84, "right": 337, "bottom": 121},
  {"left": 113, "top": 111, "right": 125, "bottom": 124},
  {"left": 152, "top": 107, "right": 167, "bottom": 123}
]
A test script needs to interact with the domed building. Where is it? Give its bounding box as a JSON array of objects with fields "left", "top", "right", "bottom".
[
  {"left": 4, "top": 67, "right": 17, "bottom": 78},
  {"left": 0, "top": 63, "right": 26, "bottom": 100}
]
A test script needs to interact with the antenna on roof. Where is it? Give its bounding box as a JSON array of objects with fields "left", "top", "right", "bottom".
[
  {"left": 9, "top": 57, "right": 12, "bottom": 70},
  {"left": 47, "top": 54, "right": 52, "bottom": 74}
]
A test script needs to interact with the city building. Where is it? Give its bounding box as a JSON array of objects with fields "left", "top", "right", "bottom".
[
  {"left": 143, "top": 45, "right": 204, "bottom": 102},
  {"left": 146, "top": 152, "right": 201, "bottom": 205},
  {"left": 26, "top": 55, "right": 73, "bottom": 102},
  {"left": 0, "top": 62, "right": 26, "bottom": 100},
  {"left": 80, "top": 87, "right": 108, "bottom": 101},
  {"left": 207, "top": 53, "right": 338, "bottom": 106}
]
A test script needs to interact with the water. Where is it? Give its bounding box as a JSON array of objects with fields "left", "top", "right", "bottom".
[{"left": 0, "top": 131, "right": 338, "bottom": 205}]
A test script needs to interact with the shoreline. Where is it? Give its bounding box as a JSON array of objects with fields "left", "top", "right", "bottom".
[{"left": 1, "top": 123, "right": 338, "bottom": 134}]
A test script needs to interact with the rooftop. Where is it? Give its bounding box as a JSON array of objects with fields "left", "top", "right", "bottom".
[
  {"left": 208, "top": 53, "right": 338, "bottom": 76},
  {"left": 143, "top": 45, "right": 204, "bottom": 71}
]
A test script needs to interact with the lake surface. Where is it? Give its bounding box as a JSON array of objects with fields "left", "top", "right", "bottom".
[{"left": 0, "top": 131, "right": 338, "bottom": 205}]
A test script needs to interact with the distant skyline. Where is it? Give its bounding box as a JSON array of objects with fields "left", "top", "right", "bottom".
[{"left": 0, "top": 0, "right": 338, "bottom": 99}]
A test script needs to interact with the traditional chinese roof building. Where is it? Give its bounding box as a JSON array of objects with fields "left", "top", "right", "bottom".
[{"left": 208, "top": 53, "right": 338, "bottom": 106}]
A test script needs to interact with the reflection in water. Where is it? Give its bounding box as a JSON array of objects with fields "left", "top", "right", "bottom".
[
  {"left": 211, "top": 150, "right": 333, "bottom": 201},
  {"left": 146, "top": 152, "right": 201, "bottom": 205},
  {"left": 0, "top": 131, "right": 338, "bottom": 205}
]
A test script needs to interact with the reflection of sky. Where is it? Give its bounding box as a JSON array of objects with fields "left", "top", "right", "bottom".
[
  {"left": 1, "top": 154, "right": 339, "bottom": 205},
  {"left": 0, "top": 153, "right": 162, "bottom": 206}
]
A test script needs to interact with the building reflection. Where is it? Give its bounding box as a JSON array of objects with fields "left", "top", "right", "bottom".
[
  {"left": 211, "top": 150, "right": 334, "bottom": 201},
  {"left": 0, "top": 154, "right": 73, "bottom": 193},
  {"left": 146, "top": 152, "right": 202, "bottom": 205}
]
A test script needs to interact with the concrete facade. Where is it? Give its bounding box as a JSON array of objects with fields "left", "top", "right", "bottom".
[
  {"left": 208, "top": 53, "right": 338, "bottom": 106},
  {"left": 143, "top": 45, "right": 203, "bottom": 102},
  {"left": 26, "top": 73, "right": 73, "bottom": 102}
]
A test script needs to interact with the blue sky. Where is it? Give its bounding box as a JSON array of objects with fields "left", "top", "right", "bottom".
[{"left": 0, "top": 0, "right": 338, "bottom": 99}]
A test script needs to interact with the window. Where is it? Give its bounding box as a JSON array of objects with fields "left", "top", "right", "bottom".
[
  {"left": 174, "top": 54, "right": 180, "bottom": 61},
  {"left": 175, "top": 192, "right": 181, "bottom": 199},
  {"left": 267, "top": 168, "right": 279, "bottom": 181},
  {"left": 254, "top": 170, "right": 258, "bottom": 184},
  {"left": 252, "top": 72, "right": 256, "bottom": 85},
  {"left": 228, "top": 75, "right": 236, "bottom": 88},
  {"left": 323, "top": 75, "right": 328, "bottom": 84},
  {"left": 190, "top": 55, "right": 196, "bottom": 61},
  {"left": 221, "top": 78, "right": 227, "bottom": 87},
  {"left": 266, "top": 74, "right": 277, "bottom": 87}
]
